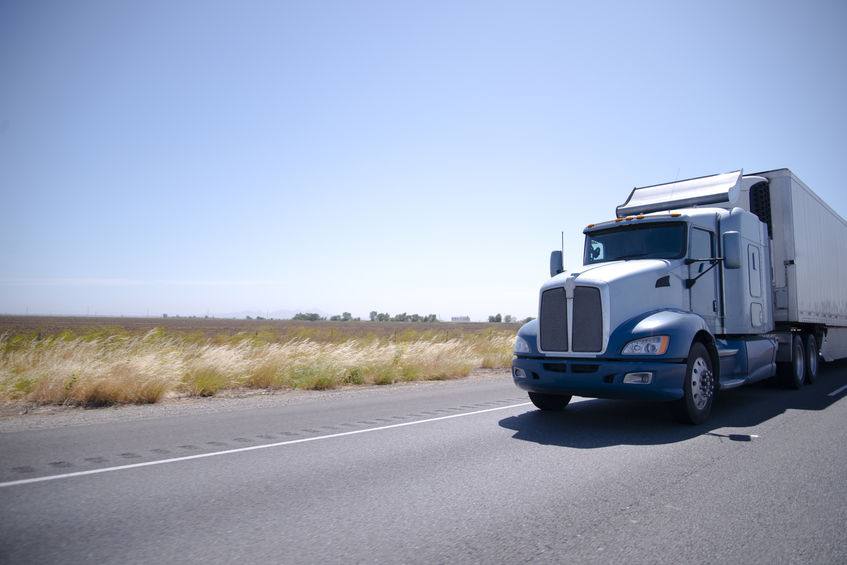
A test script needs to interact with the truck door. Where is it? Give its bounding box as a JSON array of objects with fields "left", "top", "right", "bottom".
[{"left": 689, "top": 227, "right": 720, "bottom": 332}]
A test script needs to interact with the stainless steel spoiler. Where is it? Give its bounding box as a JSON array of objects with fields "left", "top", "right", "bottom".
[{"left": 616, "top": 170, "right": 743, "bottom": 218}]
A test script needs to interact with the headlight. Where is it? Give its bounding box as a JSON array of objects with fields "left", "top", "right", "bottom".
[
  {"left": 622, "top": 336, "right": 669, "bottom": 355},
  {"left": 514, "top": 335, "right": 532, "bottom": 354}
]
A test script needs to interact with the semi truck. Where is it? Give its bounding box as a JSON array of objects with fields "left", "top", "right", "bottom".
[{"left": 511, "top": 168, "right": 847, "bottom": 424}]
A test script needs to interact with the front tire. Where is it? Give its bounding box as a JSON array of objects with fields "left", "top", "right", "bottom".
[
  {"left": 674, "top": 342, "right": 715, "bottom": 425},
  {"left": 528, "top": 392, "right": 572, "bottom": 411}
]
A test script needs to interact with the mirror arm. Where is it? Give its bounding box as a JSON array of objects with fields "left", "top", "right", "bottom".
[{"left": 684, "top": 258, "right": 723, "bottom": 289}]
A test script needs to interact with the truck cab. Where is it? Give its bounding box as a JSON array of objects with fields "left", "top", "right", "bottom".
[{"left": 512, "top": 170, "right": 781, "bottom": 424}]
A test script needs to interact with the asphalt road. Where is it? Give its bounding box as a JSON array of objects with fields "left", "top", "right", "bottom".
[{"left": 2, "top": 365, "right": 847, "bottom": 564}]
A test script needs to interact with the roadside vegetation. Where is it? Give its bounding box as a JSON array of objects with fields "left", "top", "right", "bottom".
[{"left": 0, "top": 322, "right": 516, "bottom": 407}]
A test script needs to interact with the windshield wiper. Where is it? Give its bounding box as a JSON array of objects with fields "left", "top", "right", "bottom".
[{"left": 616, "top": 253, "right": 649, "bottom": 260}]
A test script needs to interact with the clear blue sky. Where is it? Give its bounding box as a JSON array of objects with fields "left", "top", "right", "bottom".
[{"left": 2, "top": 0, "right": 846, "bottom": 321}]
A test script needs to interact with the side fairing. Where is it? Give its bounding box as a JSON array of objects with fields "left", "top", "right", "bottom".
[{"left": 720, "top": 208, "right": 774, "bottom": 334}]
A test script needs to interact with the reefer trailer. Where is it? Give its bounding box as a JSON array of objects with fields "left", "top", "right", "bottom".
[{"left": 511, "top": 168, "right": 847, "bottom": 424}]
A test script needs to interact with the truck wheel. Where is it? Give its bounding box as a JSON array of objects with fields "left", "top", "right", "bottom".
[
  {"left": 674, "top": 342, "right": 715, "bottom": 425},
  {"left": 779, "top": 334, "right": 806, "bottom": 389},
  {"left": 804, "top": 334, "right": 819, "bottom": 384},
  {"left": 528, "top": 392, "right": 571, "bottom": 411}
]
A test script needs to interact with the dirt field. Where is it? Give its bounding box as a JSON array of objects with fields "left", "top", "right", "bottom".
[{"left": 0, "top": 315, "right": 521, "bottom": 342}]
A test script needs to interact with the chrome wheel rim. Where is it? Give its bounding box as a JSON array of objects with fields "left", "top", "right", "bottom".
[{"left": 690, "top": 357, "right": 713, "bottom": 411}]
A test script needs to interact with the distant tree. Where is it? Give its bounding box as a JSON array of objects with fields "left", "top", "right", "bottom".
[
  {"left": 488, "top": 314, "right": 502, "bottom": 323},
  {"left": 367, "top": 312, "right": 438, "bottom": 323},
  {"left": 293, "top": 313, "right": 324, "bottom": 321},
  {"left": 504, "top": 315, "right": 514, "bottom": 323}
]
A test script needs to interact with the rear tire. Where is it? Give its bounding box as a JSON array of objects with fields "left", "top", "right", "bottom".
[
  {"left": 804, "top": 334, "right": 819, "bottom": 384},
  {"left": 528, "top": 392, "right": 571, "bottom": 411},
  {"left": 779, "top": 334, "right": 805, "bottom": 389},
  {"left": 673, "top": 342, "right": 715, "bottom": 425}
]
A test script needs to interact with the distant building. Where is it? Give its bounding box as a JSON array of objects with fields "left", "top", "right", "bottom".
[{"left": 451, "top": 316, "right": 471, "bottom": 322}]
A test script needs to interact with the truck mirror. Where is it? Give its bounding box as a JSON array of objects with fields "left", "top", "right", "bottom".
[
  {"left": 723, "top": 231, "right": 741, "bottom": 269},
  {"left": 550, "top": 250, "right": 564, "bottom": 277}
]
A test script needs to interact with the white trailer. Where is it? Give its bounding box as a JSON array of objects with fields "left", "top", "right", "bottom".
[{"left": 736, "top": 169, "right": 847, "bottom": 361}]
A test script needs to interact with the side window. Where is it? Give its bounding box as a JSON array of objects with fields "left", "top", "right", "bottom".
[
  {"left": 748, "top": 245, "right": 762, "bottom": 297},
  {"left": 690, "top": 228, "right": 714, "bottom": 273}
]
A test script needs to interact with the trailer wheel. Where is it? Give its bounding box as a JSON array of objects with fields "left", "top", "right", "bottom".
[
  {"left": 804, "top": 334, "right": 819, "bottom": 384},
  {"left": 780, "top": 334, "right": 806, "bottom": 389},
  {"left": 673, "top": 342, "right": 715, "bottom": 425},
  {"left": 528, "top": 392, "right": 571, "bottom": 411}
]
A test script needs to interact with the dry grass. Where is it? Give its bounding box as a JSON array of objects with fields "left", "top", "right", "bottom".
[{"left": 0, "top": 326, "right": 516, "bottom": 407}]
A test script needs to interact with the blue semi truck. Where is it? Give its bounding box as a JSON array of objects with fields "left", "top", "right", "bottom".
[{"left": 511, "top": 169, "right": 847, "bottom": 424}]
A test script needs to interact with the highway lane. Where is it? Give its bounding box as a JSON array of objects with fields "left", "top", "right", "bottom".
[
  {"left": 2, "top": 366, "right": 847, "bottom": 564},
  {"left": 0, "top": 376, "right": 529, "bottom": 484}
]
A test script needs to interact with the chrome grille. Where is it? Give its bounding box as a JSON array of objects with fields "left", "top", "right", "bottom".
[
  {"left": 540, "top": 285, "right": 603, "bottom": 353},
  {"left": 540, "top": 287, "right": 568, "bottom": 351},
  {"left": 572, "top": 286, "right": 602, "bottom": 352}
]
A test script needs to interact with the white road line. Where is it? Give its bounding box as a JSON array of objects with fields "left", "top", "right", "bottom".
[
  {"left": 828, "top": 384, "right": 847, "bottom": 397},
  {"left": 0, "top": 401, "right": 532, "bottom": 489}
]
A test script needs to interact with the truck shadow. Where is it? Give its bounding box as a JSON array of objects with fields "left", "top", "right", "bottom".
[{"left": 499, "top": 360, "right": 847, "bottom": 448}]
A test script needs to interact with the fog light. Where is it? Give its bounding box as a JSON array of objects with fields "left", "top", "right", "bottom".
[
  {"left": 623, "top": 372, "right": 653, "bottom": 384},
  {"left": 513, "top": 367, "right": 527, "bottom": 378}
]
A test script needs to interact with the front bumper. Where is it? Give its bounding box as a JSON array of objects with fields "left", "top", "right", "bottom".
[{"left": 511, "top": 356, "right": 686, "bottom": 401}]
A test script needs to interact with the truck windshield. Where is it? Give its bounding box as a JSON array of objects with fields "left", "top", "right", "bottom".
[{"left": 583, "top": 222, "right": 686, "bottom": 265}]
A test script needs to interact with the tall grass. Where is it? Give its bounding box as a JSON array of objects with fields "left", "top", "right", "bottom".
[{"left": 0, "top": 328, "right": 515, "bottom": 407}]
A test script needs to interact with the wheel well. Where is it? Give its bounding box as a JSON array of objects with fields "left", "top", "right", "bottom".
[
  {"left": 776, "top": 323, "right": 825, "bottom": 344},
  {"left": 774, "top": 324, "right": 825, "bottom": 363},
  {"left": 693, "top": 331, "right": 720, "bottom": 385}
]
